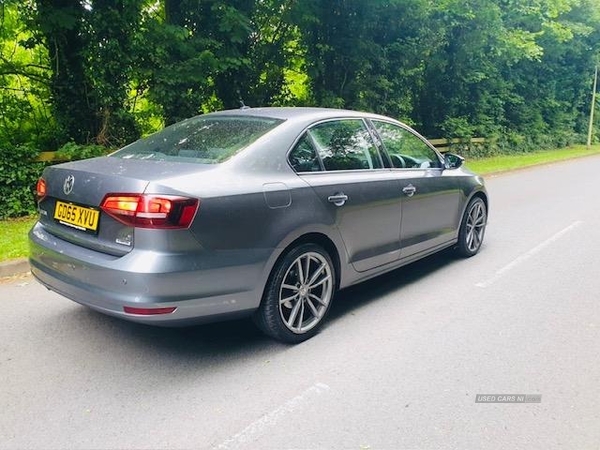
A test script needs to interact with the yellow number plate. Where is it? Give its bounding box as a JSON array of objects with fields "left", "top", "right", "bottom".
[{"left": 54, "top": 201, "right": 100, "bottom": 232}]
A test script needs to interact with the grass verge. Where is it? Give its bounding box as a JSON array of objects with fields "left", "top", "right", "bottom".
[
  {"left": 0, "top": 216, "right": 36, "bottom": 262},
  {"left": 465, "top": 144, "right": 600, "bottom": 174},
  {"left": 1, "top": 144, "right": 600, "bottom": 262}
]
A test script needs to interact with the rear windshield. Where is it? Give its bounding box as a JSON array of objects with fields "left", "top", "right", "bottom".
[{"left": 111, "top": 115, "right": 283, "bottom": 164}]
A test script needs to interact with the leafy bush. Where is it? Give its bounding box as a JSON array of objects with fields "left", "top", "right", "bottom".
[
  {"left": 0, "top": 143, "right": 110, "bottom": 219},
  {"left": 440, "top": 117, "right": 476, "bottom": 141},
  {"left": 54, "top": 142, "right": 108, "bottom": 161},
  {"left": 0, "top": 146, "right": 46, "bottom": 219}
]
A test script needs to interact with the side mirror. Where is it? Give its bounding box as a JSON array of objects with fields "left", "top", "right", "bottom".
[{"left": 444, "top": 153, "right": 464, "bottom": 169}]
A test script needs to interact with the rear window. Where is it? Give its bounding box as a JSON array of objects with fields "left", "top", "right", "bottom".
[{"left": 111, "top": 115, "right": 283, "bottom": 164}]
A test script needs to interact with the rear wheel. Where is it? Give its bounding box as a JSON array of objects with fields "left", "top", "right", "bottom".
[
  {"left": 456, "top": 197, "right": 487, "bottom": 257},
  {"left": 255, "top": 243, "right": 335, "bottom": 344}
]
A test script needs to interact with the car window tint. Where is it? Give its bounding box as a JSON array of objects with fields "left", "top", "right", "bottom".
[
  {"left": 289, "top": 135, "right": 323, "bottom": 172},
  {"left": 111, "top": 116, "right": 283, "bottom": 164},
  {"left": 372, "top": 121, "right": 441, "bottom": 169},
  {"left": 308, "top": 119, "right": 383, "bottom": 171}
]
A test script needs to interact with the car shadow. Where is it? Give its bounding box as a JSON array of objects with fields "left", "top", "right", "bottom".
[
  {"left": 328, "top": 248, "right": 458, "bottom": 321},
  {"left": 76, "top": 306, "right": 276, "bottom": 354},
  {"left": 66, "top": 248, "right": 459, "bottom": 362}
]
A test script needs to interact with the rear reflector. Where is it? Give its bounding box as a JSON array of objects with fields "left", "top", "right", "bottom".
[
  {"left": 123, "top": 306, "right": 177, "bottom": 315},
  {"left": 101, "top": 194, "right": 198, "bottom": 229}
]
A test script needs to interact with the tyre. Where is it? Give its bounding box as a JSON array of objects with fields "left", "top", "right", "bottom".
[
  {"left": 456, "top": 196, "right": 487, "bottom": 257},
  {"left": 254, "top": 243, "right": 336, "bottom": 344}
]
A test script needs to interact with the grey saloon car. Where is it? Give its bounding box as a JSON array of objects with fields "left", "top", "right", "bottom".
[{"left": 29, "top": 107, "right": 488, "bottom": 343}]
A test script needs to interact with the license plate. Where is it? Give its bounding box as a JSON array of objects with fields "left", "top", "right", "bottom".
[{"left": 54, "top": 201, "right": 100, "bottom": 233}]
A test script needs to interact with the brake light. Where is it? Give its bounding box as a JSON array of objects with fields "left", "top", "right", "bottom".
[
  {"left": 101, "top": 194, "right": 199, "bottom": 229},
  {"left": 36, "top": 178, "right": 47, "bottom": 203}
]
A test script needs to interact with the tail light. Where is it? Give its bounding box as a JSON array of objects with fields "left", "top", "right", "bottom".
[
  {"left": 36, "top": 178, "right": 47, "bottom": 203},
  {"left": 101, "top": 194, "right": 199, "bottom": 229}
]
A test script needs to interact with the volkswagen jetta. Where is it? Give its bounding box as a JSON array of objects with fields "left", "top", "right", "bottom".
[{"left": 29, "top": 107, "right": 488, "bottom": 343}]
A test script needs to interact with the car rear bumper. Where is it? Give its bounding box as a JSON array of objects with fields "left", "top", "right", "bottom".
[{"left": 29, "top": 222, "right": 271, "bottom": 325}]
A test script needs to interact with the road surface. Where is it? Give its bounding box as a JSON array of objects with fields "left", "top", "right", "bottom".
[{"left": 1, "top": 155, "right": 599, "bottom": 449}]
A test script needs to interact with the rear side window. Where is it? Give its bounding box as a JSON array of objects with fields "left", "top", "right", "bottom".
[
  {"left": 309, "top": 119, "right": 383, "bottom": 171},
  {"left": 111, "top": 116, "right": 283, "bottom": 164},
  {"left": 289, "top": 135, "right": 323, "bottom": 172}
]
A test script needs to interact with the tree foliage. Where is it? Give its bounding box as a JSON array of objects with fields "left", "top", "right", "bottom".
[{"left": 0, "top": 0, "right": 599, "bottom": 154}]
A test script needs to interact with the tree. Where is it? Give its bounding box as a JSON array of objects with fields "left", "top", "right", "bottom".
[
  {"left": 32, "top": 0, "right": 96, "bottom": 143},
  {"left": 294, "top": 0, "right": 373, "bottom": 108},
  {"left": 2, "top": 0, "right": 600, "bottom": 154},
  {"left": 0, "top": 0, "right": 54, "bottom": 147},
  {"left": 86, "top": 0, "right": 142, "bottom": 146}
]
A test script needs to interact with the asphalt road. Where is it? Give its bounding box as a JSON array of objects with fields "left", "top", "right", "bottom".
[{"left": 1, "top": 155, "right": 600, "bottom": 450}]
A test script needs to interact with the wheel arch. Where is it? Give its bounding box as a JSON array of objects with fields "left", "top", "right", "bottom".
[
  {"left": 259, "top": 232, "right": 342, "bottom": 306},
  {"left": 459, "top": 188, "right": 489, "bottom": 224},
  {"left": 472, "top": 190, "right": 489, "bottom": 212}
]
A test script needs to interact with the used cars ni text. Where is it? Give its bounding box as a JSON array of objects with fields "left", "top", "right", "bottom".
[{"left": 29, "top": 107, "right": 488, "bottom": 343}]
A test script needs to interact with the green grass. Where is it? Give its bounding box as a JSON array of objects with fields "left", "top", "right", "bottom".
[
  {"left": 1, "top": 144, "right": 600, "bottom": 262},
  {"left": 0, "top": 216, "right": 36, "bottom": 262},
  {"left": 465, "top": 144, "right": 600, "bottom": 175}
]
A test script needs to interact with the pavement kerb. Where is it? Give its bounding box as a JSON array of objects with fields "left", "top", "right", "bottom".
[{"left": 0, "top": 258, "right": 30, "bottom": 278}]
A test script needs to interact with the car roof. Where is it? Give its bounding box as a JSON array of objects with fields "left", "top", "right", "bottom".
[{"left": 208, "top": 107, "right": 399, "bottom": 123}]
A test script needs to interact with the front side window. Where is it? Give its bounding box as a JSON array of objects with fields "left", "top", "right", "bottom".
[
  {"left": 307, "top": 119, "right": 383, "bottom": 171},
  {"left": 111, "top": 115, "right": 283, "bottom": 164},
  {"left": 372, "top": 121, "right": 441, "bottom": 169}
]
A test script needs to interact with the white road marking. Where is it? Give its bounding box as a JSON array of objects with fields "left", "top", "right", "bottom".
[
  {"left": 214, "top": 382, "right": 331, "bottom": 449},
  {"left": 476, "top": 221, "right": 583, "bottom": 288}
]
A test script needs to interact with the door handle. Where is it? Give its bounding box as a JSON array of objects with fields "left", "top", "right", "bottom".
[
  {"left": 328, "top": 193, "right": 348, "bottom": 207},
  {"left": 402, "top": 184, "right": 416, "bottom": 197}
]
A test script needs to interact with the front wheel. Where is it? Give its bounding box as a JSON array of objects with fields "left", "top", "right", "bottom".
[
  {"left": 254, "top": 243, "right": 336, "bottom": 344},
  {"left": 456, "top": 197, "right": 487, "bottom": 257}
]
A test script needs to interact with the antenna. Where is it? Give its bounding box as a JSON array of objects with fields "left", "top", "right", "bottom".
[{"left": 237, "top": 90, "right": 251, "bottom": 110}]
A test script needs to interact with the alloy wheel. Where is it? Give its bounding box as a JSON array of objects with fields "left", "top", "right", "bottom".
[
  {"left": 278, "top": 251, "right": 333, "bottom": 334},
  {"left": 465, "top": 199, "right": 487, "bottom": 253}
]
